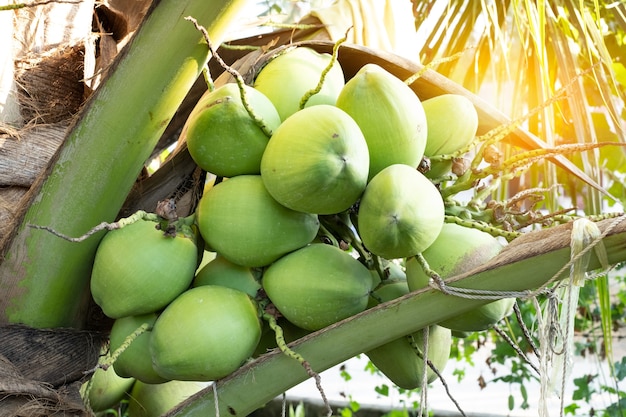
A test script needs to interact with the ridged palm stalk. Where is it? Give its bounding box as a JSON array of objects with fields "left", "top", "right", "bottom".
[{"left": 0, "top": 0, "right": 248, "bottom": 328}]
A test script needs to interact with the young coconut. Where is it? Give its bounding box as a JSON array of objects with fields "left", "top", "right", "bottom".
[
  {"left": 193, "top": 254, "right": 261, "bottom": 297},
  {"left": 195, "top": 175, "right": 319, "bottom": 267},
  {"left": 260, "top": 105, "right": 369, "bottom": 214},
  {"left": 423, "top": 94, "right": 478, "bottom": 156},
  {"left": 127, "top": 379, "right": 210, "bottom": 417},
  {"left": 90, "top": 218, "right": 198, "bottom": 319},
  {"left": 421, "top": 94, "right": 478, "bottom": 178},
  {"left": 357, "top": 164, "right": 445, "bottom": 259},
  {"left": 109, "top": 313, "right": 168, "bottom": 384},
  {"left": 262, "top": 243, "right": 374, "bottom": 331},
  {"left": 336, "top": 63, "right": 427, "bottom": 180},
  {"left": 80, "top": 356, "right": 135, "bottom": 412},
  {"left": 184, "top": 83, "right": 281, "bottom": 177},
  {"left": 365, "top": 279, "right": 451, "bottom": 390},
  {"left": 253, "top": 46, "right": 345, "bottom": 121},
  {"left": 150, "top": 286, "right": 262, "bottom": 381},
  {"left": 406, "top": 222, "right": 515, "bottom": 331}
]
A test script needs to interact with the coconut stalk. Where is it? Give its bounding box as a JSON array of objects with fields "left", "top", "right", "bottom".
[
  {"left": 0, "top": 0, "right": 247, "bottom": 328},
  {"left": 167, "top": 216, "right": 626, "bottom": 417}
]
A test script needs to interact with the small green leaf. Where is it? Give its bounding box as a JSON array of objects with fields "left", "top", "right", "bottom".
[
  {"left": 572, "top": 375, "right": 597, "bottom": 401},
  {"left": 349, "top": 400, "right": 360, "bottom": 412},
  {"left": 520, "top": 384, "right": 528, "bottom": 408},
  {"left": 375, "top": 384, "right": 390, "bottom": 396},
  {"left": 453, "top": 367, "right": 466, "bottom": 383},
  {"left": 614, "top": 356, "right": 626, "bottom": 381},
  {"left": 605, "top": 397, "right": 626, "bottom": 417},
  {"left": 364, "top": 360, "right": 378, "bottom": 375},
  {"left": 340, "top": 369, "right": 352, "bottom": 382},
  {"left": 508, "top": 394, "right": 514, "bottom": 410},
  {"left": 383, "top": 411, "right": 410, "bottom": 417},
  {"left": 563, "top": 403, "right": 580, "bottom": 415}
]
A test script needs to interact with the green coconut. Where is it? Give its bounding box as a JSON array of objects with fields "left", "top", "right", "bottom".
[
  {"left": 260, "top": 105, "right": 369, "bottom": 214},
  {"left": 253, "top": 46, "right": 345, "bottom": 121},
  {"left": 90, "top": 219, "right": 198, "bottom": 319},
  {"left": 109, "top": 313, "right": 168, "bottom": 384},
  {"left": 195, "top": 175, "right": 319, "bottom": 267},
  {"left": 193, "top": 254, "right": 261, "bottom": 297},
  {"left": 367, "top": 325, "right": 451, "bottom": 390},
  {"left": 406, "top": 222, "right": 515, "bottom": 331},
  {"left": 336, "top": 63, "right": 427, "bottom": 180},
  {"left": 365, "top": 279, "right": 451, "bottom": 390},
  {"left": 423, "top": 94, "right": 478, "bottom": 156},
  {"left": 422, "top": 94, "right": 478, "bottom": 179},
  {"left": 262, "top": 243, "right": 373, "bottom": 331},
  {"left": 357, "top": 164, "right": 445, "bottom": 259},
  {"left": 80, "top": 357, "right": 135, "bottom": 412},
  {"left": 184, "top": 83, "right": 281, "bottom": 177},
  {"left": 150, "top": 286, "right": 262, "bottom": 381},
  {"left": 127, "top": 380, "right": 210, "bottom": 417}
]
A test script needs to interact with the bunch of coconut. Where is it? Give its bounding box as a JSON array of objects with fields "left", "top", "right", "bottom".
[{"left": 83, "top": 44, "right": 515, "bottom": 413}]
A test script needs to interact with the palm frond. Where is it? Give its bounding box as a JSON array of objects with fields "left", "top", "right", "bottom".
[{"left": 406, "top": 1, "right": 626, "bottom": 379}]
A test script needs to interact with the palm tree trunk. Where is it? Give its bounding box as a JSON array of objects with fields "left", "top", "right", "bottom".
[{"left": 0, "top": 0, "right": 247, "bottom": 329}]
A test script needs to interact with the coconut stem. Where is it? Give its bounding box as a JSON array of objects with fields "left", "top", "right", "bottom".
[
  {"left": 185, "top": 16, "right": 273, "bottom": 137},
  {"left": 319, "top": 213, "right": 381, "bottom": 274},
  {"left": 407, "top": 332, "right": 468, "bottom": 417},
  {"left": 298, "top": 27, "right": 350, "bottom": 110},
  {"left": 413, "top": 253, "right": 441, "bottom": 286},
  {"left": 316, "top": 223, "right": 340, "bottom": 247},
  {"left": 492, "top": 325, "right": 540, "bottom": 374},
  {"left": 213, "top": 383, "right": 220, "bottom": 417},
  {"left": 0, "top": 0, "right": 80, "bottom": 10},
  {"left": 202, "top": 63, "right": 216, "bottom": 92},
  {"left": 104, "top": 322, "right": 151, "bottom": 371},
  {"left": 443, "top": 214, "right": 520, "bottom": 241},
  {"left": 487, "top": 142, "right": 626, "bottom": 179},
  {"left": 404, "top": 50, "right": 467, "bottom": 86},
  {"left": 81, "top": 323, "right": 150, "bottom": 410},
  {"left": 262, "top": 311, "right": 332, "bottom": 417},
  {"left": 27, "top": 210, "right": 160, "bottom": 242}
]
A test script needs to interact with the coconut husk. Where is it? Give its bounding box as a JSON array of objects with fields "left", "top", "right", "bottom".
[
  {"left": 0, "top": 325, "right": 108, "bottom": 417},
  {"left": 0, "top": 186, "right": 29, "bottom": 256},
  {"left": 0, "top": 325, "right": 107, "bottom": 386},
  {"left": 14, "top": 44, "right": 86, "bottom": 125},
  {"left": 0, "top": 355, "right": 87, "bottom": 417},
  {"left": 1, "top": 0, "right": 95, "bottom": 256},
  {"left": 89, "top": 0, "right": 152, "bottom": 90},
  {"left": 0, "top": 123, "right": 68, "bottom": 255},
  {"left": 0, "top": 123, "right": 67, "bottom": 187}
]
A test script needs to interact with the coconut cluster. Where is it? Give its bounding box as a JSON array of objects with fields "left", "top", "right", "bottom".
[{"left": 84, "top": 46, "right": 515, "bottom": 412}]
